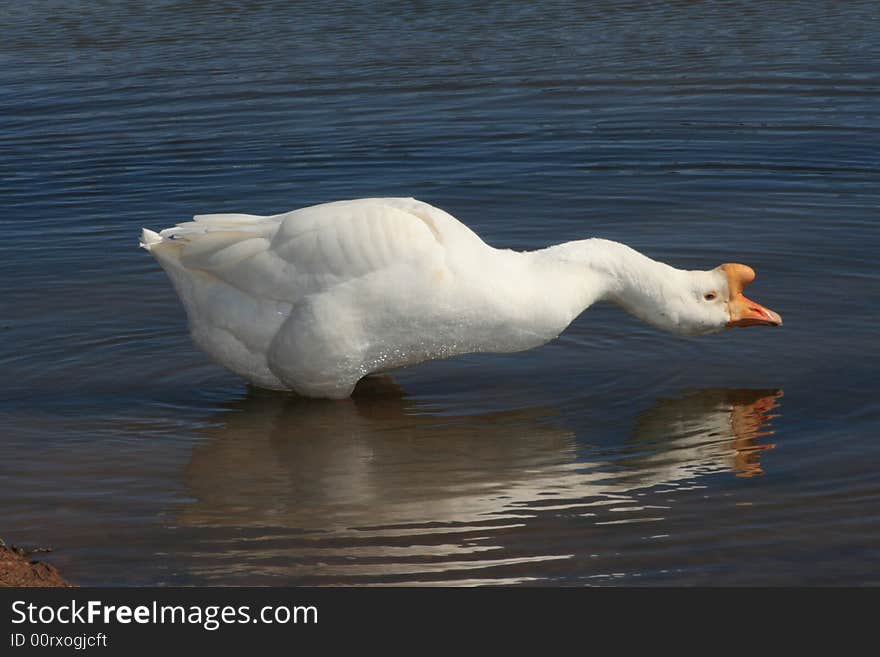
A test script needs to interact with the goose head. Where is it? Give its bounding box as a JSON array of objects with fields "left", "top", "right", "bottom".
[{"left": 665, "top": 262, "right": 783, "bottom": 336}]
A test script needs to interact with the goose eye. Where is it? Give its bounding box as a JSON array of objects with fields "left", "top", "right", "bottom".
[{"left": 704, "top": 292, "right": 717, "bottom": 301}]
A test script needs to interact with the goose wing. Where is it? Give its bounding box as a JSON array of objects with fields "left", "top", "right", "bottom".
[{"left": 144, "top": 198, "right": 482, "bottom": 302}]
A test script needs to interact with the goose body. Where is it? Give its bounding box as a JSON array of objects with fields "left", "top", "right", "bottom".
[{"left": 141, "top": 198, "right": 781, "bottom": 398}]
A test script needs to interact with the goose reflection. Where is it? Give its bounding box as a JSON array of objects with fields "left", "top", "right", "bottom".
[
  {"left": 621, "top": 388, "right": 781, "bottom": 482},
  {"left": 179, "top": 381, "right": 782, "bottom": 541}
]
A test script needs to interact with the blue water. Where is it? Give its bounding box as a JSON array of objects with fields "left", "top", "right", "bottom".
[{"left": 1, "top": 1, "right": 879, "bottom": 585}]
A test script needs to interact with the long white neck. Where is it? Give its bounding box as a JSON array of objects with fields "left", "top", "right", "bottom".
[{"left": 523, "top": 238, "right": 690, "bottom": 333}]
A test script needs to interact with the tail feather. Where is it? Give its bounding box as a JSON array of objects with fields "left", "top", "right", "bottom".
[
  {"left": 139, "top": 228, "right": 163, "bottom": 251},
  {"left": 158, "top": 213, "right": 273, "bottom": 241},
  {"left": 140, "top": 213, "right": 279, "bottom": 267}
]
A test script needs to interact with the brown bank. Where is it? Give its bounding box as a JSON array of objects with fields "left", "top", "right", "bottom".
[{"left": 0, "top": 539, "right": 72, "bottom": 587}]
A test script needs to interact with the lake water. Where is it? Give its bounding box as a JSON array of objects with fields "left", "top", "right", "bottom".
[{"left": 2, "top": 2, "right": 879, "bottom": 585}]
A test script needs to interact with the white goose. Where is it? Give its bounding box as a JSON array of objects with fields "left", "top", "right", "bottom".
[{"left": 141, "top": 197, "right": 781, "bottom": 399}]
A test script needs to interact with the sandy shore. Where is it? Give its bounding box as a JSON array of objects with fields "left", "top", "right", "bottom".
[{"left": 0, "top": 539, "right": 72, "bottom": 587}]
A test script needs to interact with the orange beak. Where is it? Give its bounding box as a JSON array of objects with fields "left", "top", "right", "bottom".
[{"left": 719, "top": 263, "right": 783, "bottom": 328}]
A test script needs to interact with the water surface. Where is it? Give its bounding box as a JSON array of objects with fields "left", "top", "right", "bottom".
[{"left": 2, "top": 1, "right": 879, "bottom": 585}]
